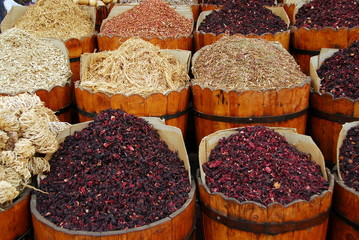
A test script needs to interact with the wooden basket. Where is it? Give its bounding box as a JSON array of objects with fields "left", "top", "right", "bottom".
[
  {"left": 1, "top": 5, "right": 97, "bottom": 83},
  {"left": 308, "top": 49, "right": 359, "bottom": 166},
  {"left": 31, "top": 118, "right": 196, "bottom": 240},
  {"left": 75, "top": 49, "right": 191, "bottom": 136},
  {"left": 290, "top": 4, "right": 359, "bottom": 75},
  {"left": 327, "top": 121, "right": 359, "bottom": 240},
  {"left": 197, "top": 127, "right": 334, "bottom": 239},
  {"left": 97, "top": 4, "right": 194, "bottom": 51},
  {"left": 0, "top": 38, "right": 73, "bottom": 123},
  {"left": 194, "top": 7, "right": 290, "bottom": 51},
  {"left": 0, "top": 188, "right": 32, "bottom": 240}
]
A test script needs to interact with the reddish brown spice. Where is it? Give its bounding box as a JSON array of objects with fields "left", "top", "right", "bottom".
[
  {"left": 317, "top": 40, "right": 359, "bottom": 100},
  {"left": 100, "top": 0, "right": 193, "bottom": 39},
  {"left": 202, "top": 126, "right": 329, "bottom": 206},
  {"left": 198, "top": 0, "right": 287, "bottom": 35},
  {"left": 294, "top": 0, "right": 359, "bottom": 29},
  {"left": 339, "top": 125, "right": 359, "bottom": 192},
  {"left": 36, "top": 109, "right": 190, "bottom": 231}
]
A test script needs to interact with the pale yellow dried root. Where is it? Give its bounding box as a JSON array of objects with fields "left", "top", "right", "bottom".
[{"left": 0, "top": 181, "right": 19, "bottom": 207}]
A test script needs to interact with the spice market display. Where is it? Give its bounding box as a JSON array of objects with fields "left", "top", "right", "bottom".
[
  {"left": 79, "top": 38, "right": 189, "bottom": 96},
  {"left": 0, "top": 93, "right": 70, "bottom": 208},
  {"left": 35, "top": 109, "right": 191, "bottom": 231},
  {"left": 100, "top": 0, "right": 193, "bottom": 39}
]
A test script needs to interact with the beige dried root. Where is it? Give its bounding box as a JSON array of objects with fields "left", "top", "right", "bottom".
[
  {"left": 0, "top": 131, "right": 9, "bottom": 150},
  {"left": 14, "top": 138, "right": 36, "bottom": 161},
  {"left": 48, "top": 122, "right": 71, "bottom": 135},
  {"left": 15, "top": 0, "right": 94, "bottom": 41},
  {"left": 0, "top": 109, "right": 20, "bottom": 132},
  {"left": 0, "top": 181, "right": 19, "bottom": 207},
  {"left": 0, "top": 151, "right": 31, "bottom": 183},
  {"left": 4, "top": 131, "right": 19, "bottom": 151},
  {"left": 28, "top": 157, "right": 50, "bottom": 175},
  {"left": 80, "top": 38, "right": 189, "bottom": 96}
]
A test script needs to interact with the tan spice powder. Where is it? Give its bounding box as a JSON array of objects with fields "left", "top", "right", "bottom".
[
  {"left": 80, "top": 38, "right": 189, "bottom": 95},
  {"left": 100, "top": 0, "right": 193, "bottom": 39},
  {"left": 192, "top": 37, "right": 308, "bottom": 91},
  {"left": 0, "top": 28, "right": 71, "bottom": 95},
  {"left": 15, "top": 0, "right": 94, "bottom": 41}
]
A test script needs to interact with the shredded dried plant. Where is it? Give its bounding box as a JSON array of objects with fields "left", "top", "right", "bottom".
[
  {"left": 192, "top": 36, "right": 308, "bottom": 91},
  {"left": 0, "top": 93, "right": 70, "bottom": 209},
  {"left": 0, "top": 28, "right": 71, "bottom": 95},
  {"left": 15, "top": 0, "right": 94, "bottom": 41},
  {"left": 80, "top": 38, "right": 189, "bottom": 95}
]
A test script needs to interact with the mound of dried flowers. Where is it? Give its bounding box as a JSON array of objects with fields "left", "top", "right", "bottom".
[
  {"left": 0, "top": 28, "right": 71, "bottom": 95},
  {"left": 0, "top": 93, "right": 70, "bottom": 208},
  {"left": 339, "top": 125, "right": 359, "bottom": 192},
  {"left": 317, "top": 40, "right": 359, "bottom": 100},
  {"left": 294, "top": 0, "right": 359, "bottom": 29},
  {"left": 36, "top": 109, "right": 190, "bottom": 231},
  {"left": 192, "top": 36, "right": 307, "bottom": 91},
  {"left": 100, "top": 0, "right": 193, "bottom": 39},
  {"left": 204, "top": 0, "right": 274, "bottom": 6},
  {"left": 202, "top": 125, "right": 329, "bottom": 206},
  {"left": 198, "top": 0, "right": 287, "bottom": 36}
]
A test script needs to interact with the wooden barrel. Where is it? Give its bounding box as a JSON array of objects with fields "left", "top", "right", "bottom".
[
  {"left": 97, "top": 4, "right": 193, "bottom": 51},
  {"left": 327, "top": 172, "right": 359, "bottom": 240},
  {"left": 0, "top": 188, "right": 33, "bottom": 240},
  {"left": 290, "top": 26, "right": 359, "bottom": 75},
  {"left": 75, "top": 84, "right": 190, "bottom": 136},
  {"left": 95, "top": 5, "right": 109, "bottom": 32},
  {"left": 31, "top": 119, "right": 197, "bottom": 240},
  {"left": 308, "top": 50, "right": 359, "bottom": 166},
  {"left": 191, "top": 81, "right": 310, "bottom": 145},
  {"left": 197, "top": 128, "right": 334, "bottom": 239},
  {"left": 194, "top": 7, "right": 290, "bottom": 51},
  {"left": 200, "top": 3, "right": 222, "bottom": 11}
]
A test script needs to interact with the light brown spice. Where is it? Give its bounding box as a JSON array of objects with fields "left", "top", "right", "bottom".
[
  {"left": 80, "top": 38, "right": 189, "bottom": 95},
  {"left": 100, "top": 0, "right": 193, "bottom": 39},
  {"left": 15, "top": 0, "right": 94, "bottom": 41},
  {"left": 192, "top": 36, "right": 308, "bottom": 91}
]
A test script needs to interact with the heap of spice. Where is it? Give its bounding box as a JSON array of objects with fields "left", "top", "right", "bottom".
[
  {"left": 294, "top": 0, "right": 359, "bottom": 29},
  {"left": 317, "top": 40, "right": 359, "bottom": 99},
  {"left": 202, "top": 125, "right": 329, "bottom": 206},
  {"left": 198, "top": 0, "right": 287, "bottom": 36},
  {"left": 192, "top": 36, "right": 307, "bottom": 91},
  {"left": 0, "top": 28, "right": 71, "bottom": 95},
  {"left": 100, "top": 0, "right": 193, "bottom": 39},
  {"left": 80, "top": 38, "right": 189, "bottom": 95},
  {"left": 36, "top": 109, "right": 191, "bottom": 231},
  {"left": 339, "top": 125, "right": 359, "bottom": 192},
  {"left": 119, "top": 0, "right": 196, "bottom": 4},
  {"left": 0, "top": 93, "right": 70, "bottom": 208},
  {"left": 204, "top": 0, "right": 274, "bottom": 6},
  {"left": 15, "top": 0, "right": 94, "bottom": 41}
]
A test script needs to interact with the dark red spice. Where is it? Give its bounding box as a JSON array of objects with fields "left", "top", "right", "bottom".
[
  {"left": 198, "top": 0, "right": 287, "bottom": 35},
  {"left": 202, "top": 126, "right": 329, "bottom": 206},
  {"left": 294, "top": 0, "right": 359, "bottom": 29},
  {"left": 339, "top": 125, "right": 359, "bottom": 192},
  {"left": 204, "top": 0, "right": 274, "bottom": 6},
  {"left": 36, "top": 109, "right": 190, "bottom": 231},
  {"left": 317, "top": 40, "right": 359, "bottom": 100}
]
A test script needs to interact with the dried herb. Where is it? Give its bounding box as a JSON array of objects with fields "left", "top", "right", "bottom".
[
  {"left": 100, "top": 0, "right": 193, "bottom": 39},
  {"left": 339, "top": 125, "right": 359, "bottom": 192},
  {"left": 202, "top": 126, "right": 329, "bottom": 206},
  {"left": 36, "top": 109, "right": 190, "bottom": 231},
  {"left": 198, "top": 0, "right": 287, "bottom": 36},
  {"left": 317, "top": 40, "right": 359, "bottom": 100},
  {"left": 294, "top": 0, "right": 359, "bottom": 29},
  {"left": 192, "top": 36, "right": 307, "bottom": 91},
  {"left": 204, "top": 0, "right": 275, "bottom": 6}
]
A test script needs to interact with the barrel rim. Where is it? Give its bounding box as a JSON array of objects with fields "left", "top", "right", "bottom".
[
  {"left": 190, "top": 78, "right": 310, "bottom": 95},
  {"left": 75, "top": 81, "right": 190, "bottom": 98},
  {"left": 197, "top": 168, "right": 334, "bottom": 209},
  {"left": 0, "top": 78, "right": 72, "bottom": 97},
  {"left": 1, "top": 187, "right": 31, "bottom": 212},
  {"left": 290, "top": 25, "right": 359, "bottom": 32},
  {"left": 311, "top": 91, "right": 359, "bottom": 104},
  {"left": 30, "top": 179, "right": 196, "bottom": 236},
  {"left": 333, "top": 172, "right": 359, "bottom": 197}
]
